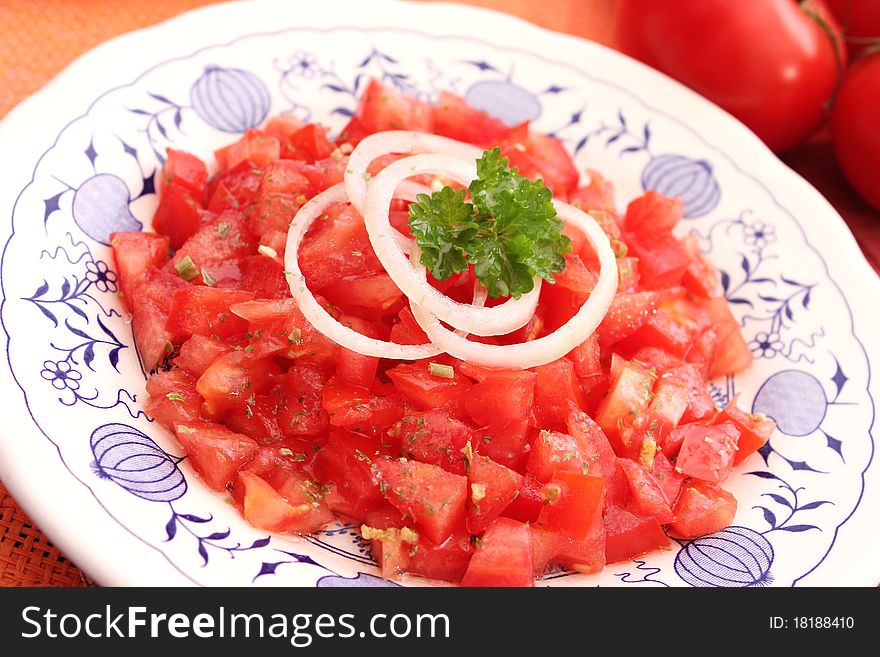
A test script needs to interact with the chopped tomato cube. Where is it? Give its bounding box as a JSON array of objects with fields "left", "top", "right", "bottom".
[{"left": 461, "top": 517, "right": 533, "bottom": 587}]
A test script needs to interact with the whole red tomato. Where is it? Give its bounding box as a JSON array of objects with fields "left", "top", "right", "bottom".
[
  {"left": 831, "top": 52, "right": 880, "bottom": 211},
  {"left": 615, "top": 0, "right": 846, "bottom": 153},
  {"left": 825, "top": 0, "right": 880, "bottom": 58}
]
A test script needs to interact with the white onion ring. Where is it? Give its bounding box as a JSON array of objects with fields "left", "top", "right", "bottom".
[
  {"left": 345, "top": 131, "right": 483, "bottom": 215},
  {"left": 363, "top": 153, "right": 542, "bottom": 337},
  {"left": 408, "top": 200, "right": 618, "bottom": 369},
  {"left": 284, "top": 184, "right": 441, "bottom": 360}
]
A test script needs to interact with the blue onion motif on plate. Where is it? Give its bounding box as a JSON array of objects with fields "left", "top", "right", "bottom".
[
  {"left": 641, "top": 154, "right": 720, "bottom": 218},
  {"left": 753, "top": 370, "right": 828, "bottom": 437},
  {"left": 191, "top": 66, "right": 271, "bottom": 133},
  {"left": 463, "top": 79, "right": 541, "bottom": 125},
  {"left": 675, "top": 526, "right": 774, "bottom": 587},
  {"left": 90, "top": 423, "right": 187, "bottom": 502},
  {"left": 317, "top": 572, "right": 400, "bottom": 587}
]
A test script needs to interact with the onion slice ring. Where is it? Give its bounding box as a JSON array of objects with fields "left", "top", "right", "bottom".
[
  {"left": 284, "top": 184, "right": 442, "bottom": 360},
  {"left": 408, "top": 199, "right": 618, "bottom": 369},
  {"left": 362, "top": 152, "right": 542, "bottom": 337},
  {"left": 345, "top": 131, "right": 483, "bottom": 215}
]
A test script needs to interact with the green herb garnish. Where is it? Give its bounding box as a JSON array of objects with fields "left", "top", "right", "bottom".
[{"left": 408, "top": 147, "right": 570, "bottom": 299}]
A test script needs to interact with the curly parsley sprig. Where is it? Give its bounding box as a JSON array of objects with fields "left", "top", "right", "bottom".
[{"left": 407, "top": 147, "right": 571, "bottom": 299}]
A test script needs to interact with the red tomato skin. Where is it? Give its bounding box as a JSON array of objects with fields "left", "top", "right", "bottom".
[
  {"left": 313, "top": 430, "right": 385, "bottom": 519},
  {"left": 162, "top": 149, "right": 208, "bottom": 198},
  {"left": 502, "top": 474, "right": 545, "bottom": 523},
  {"left": 553, "top": 500, "right": 606, "bottom": 574},
  {"left": 110, "top": 232, "right": 170, "bottom": 295},
  {"left": 126, "top": 266, "right": 189, "bottom": 371},
  {"left": 173, "top": 422, "right": 258, "bottom": 491},
  {"left": 668, "top": 481, "right": 737, "bottom": 539},
  {"left": 393, "top": 410, "right": 472, "bottom": 475},
  {"left": 615, "top": 0, "right": 846, "bottom": 153},
  {"left": 603, "top": 506, "right": 670, "bottom": 563},
  {"left": 826, "top": 0, "right": 880, "bottom": 59},
  {"left": 432, "top": 91, "right": 509, "bottom": 146},
  {"left": 676, "top": 422, "right": 740, "bottom": 484},
  {"left": 152, "top": 183, "right": 204, "bottom": 251},
  {"left": 832, "top": 53, "right": 880, "bottom": 212},
  {"left": 461, "top": 517, "right": 534, "bottom": 587},
  {"left": 622, "top": 191, "right": 683, "bottom": 236},
  {"left": 356, "top": 78, "right": 434, "bottom": 133},
  {"left": 536, "top": 471, "right": 605, "bottom": 541},
  {"left": 236, "top": 470, "right": 333, "bottom": 534},
  {"left": 165, "top": 287, "right": 254, "bottom": 341},
  {"left": 616, "top": 458, "right": 674, "bottom": 524},
  {"left": 533, "top": 359, "right": 585, "bottom": 429},
  {"left": 467, "top": 455, "right": 524, "bottom": 534},
  {"left": 714, "top": 396, "right": 776, "bottom": 465},
  {"left": 373, "top": 458, "right": 467, "bottom": 545}
]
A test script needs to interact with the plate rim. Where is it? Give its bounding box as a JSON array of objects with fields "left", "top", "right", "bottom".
[{"left": 0, "top": 0, "right": 878, "bottom": 587}]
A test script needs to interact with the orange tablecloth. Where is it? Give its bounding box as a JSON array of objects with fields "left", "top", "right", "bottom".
[{"left": 0, "top": 0, "right": 877, "bottom": 587}]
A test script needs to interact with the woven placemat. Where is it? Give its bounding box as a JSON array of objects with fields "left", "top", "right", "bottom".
[{"left": 0, "top": 481, "right": 92, "bottom": 587}]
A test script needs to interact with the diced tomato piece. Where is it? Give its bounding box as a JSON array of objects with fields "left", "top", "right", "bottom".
[
  {"left": 231, "top": 255, "right": 290, "bottom": 299},
  {"left": 299, "top": 204, "right": 383, "bottom": 290},
  {"left": 386, "top": 361, "right": 472, "bottom": 413},
  {"left": 621, "top": 190, "right": 683, "bottom": 236},
  {"left": 168, "top": 211, "right": 257, "bottom": 275},
  {"left": 502, "top": 474, "right": 544, "bottom": 523},
  {"left": 645, "top": 375, "right": 690, "bottom": 440},
  {"left": 373, "top": 458, "right": 467, "bottom": 544},
  {"left": 467, "top": 454, "right": 523, "bottom": 534},
  {"left": 596, "top": 291, "right": 662, "bottom": 347},
  {"left": 275, "top": 365, "right": 330, "bottom": 438},
  {"left": 553, "top": 500, "right": 606, "bottom": 574},
  {"left": 527, "top": 429, "right": 596, "bottom": 483},
  {"left": 263, "top": 114, "right": 305, "bottom": 143},
  {"left": 595, "top": 356, "right": 657, "bottom": 450},
  {"left": 389, "top": 306, "right": 429, "bottom": 345},
  {"left": 533, "top": 358, "right": 584, "bottom": 428},
  {"left": 603, "top": 506, "right": 670, "bottom": 563},
  {"left": 173, "top": 421, "right": 258, "bottom": 491},
  {"left": 568, "top": 168, "right": 616, "bottom": 214},
  {"left": 225, "top": 394, "right": 285, "bottom": 444},
  {"left": 617, "top": 256, "right": 640, "bottom": 293},
  {"left": 322, "top": 380, "right": 405, "bottom": 434},
  {"left": 144, "top": 369, "right": 203, "bottom": 428},
  {"left": 302, "top": 156, "right": 349, "bottom": 192},
  {"left": 626, "top": 308, "right": 698, "bottom": 357},
  {"left": 623, "top": 231, "right": 690, "bottom": 290},
  {"left": 151, "top": 183, "right": 204, "bottom": 250},
  {"left": 207, "top": 161, "right": 264, "bottom": 211},
  {"left": 285, "top": 124, "right": 334, "bottom": 162},
  {"left": 565, "top": 406, "right": 620, "bottom": 484},
  {"left": 126, "top": 266, "right": 189, "bottom": 371},
  {"left": 333, "top": 316, "right": 380, "bottom": 388},
  {"left": 406, "top": 523, "right": 473, "bottom": 583},
  {"left": 335, "top": 115, "right": 370, "bottom": 147},
  {"left": 432, "top": 90, "right": 509, "bottom": 145},
  {"left": 196, "top": 350, "right": 279, "bottom": 418},
  {"left": 236, "top": 470, "right": 333, "bottom": 534},
  {"left": 569, "top": 335, "right": 602, "bottom": 380},
  {"left": 668, "top": 481, "right": 737, "bottom": 539},
  {"left": 215, "top": 129, "right": 280, "bottom": 171},
  {"left": 472, "top": 420, "right": 530, "bottom": 472},
  {"left": 259, "top": 159, "right": 311, "bottom": 195},
  {"left": 664, "top": 363, "right": 716, "bottom": 424},
  {"left": 356, "top": 78, "right": 434, "bottom": 133},
  {"left": 686, "top": 325, "right": 722, "bottom": 378},
  {"left": 248, "top": 191, "right": 302, "bottom": 238},
  {"left": 365, "top": 525, "right": 414, "bottom": 578},
  {"left": 393, "top": 410, "right": 471, "bottom": 475},
  {"left": 530, "top": 525, "right": 568, "bottom": 577},
  {"left": 681, "top": 234, "right": 721, "bottom": 298},
  {"left": 166, "top": 287, "right": 254, "bottom": 341},
  {"left": 459, "top": 366, "right": 536, "bottom": 427},
  {"left": 675, "top": 422, "right": 740, "bottom": 484},
  {"left": 702, "top": 297, "right": 753, "bottom": 377},
  {"left": 617, "top": 458, "right": 674, "bottom": 524},
  {"left": 714, "top": 395, "right": 775, "bottom": 465},
  {"left": 499, "top": 123, "right": 579, "bottom": 196},
  {"left": 461, "top": 517, "right": 533, "bottom": 587},
  {"left": 651, "top": 451, "right": 684, "bottom": 506},
  {"left": 313, "top": 430, "right": 385, "bottom": 519},
  {"left": 536, "top": 471, "right": 605, "bottom": 541},
  {"left": 110, "top": 232, "right": 170, "bottom": 295},
  {"left": 174, "top": 335, "right": 229, "bottom": 378},
  {"left": 162, "top": 149, "right": 208, "bottom": 198},
  {"left": 321, "top": 272, "right": 404, "bottom": 318}
]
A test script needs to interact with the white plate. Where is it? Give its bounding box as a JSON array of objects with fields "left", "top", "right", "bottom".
[{"left": 1, "top": 0, "right": 878, "bottom": 587}]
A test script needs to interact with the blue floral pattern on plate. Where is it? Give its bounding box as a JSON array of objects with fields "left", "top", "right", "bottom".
[{"left": 0, "top": 19, "right": 874, "bottom": 586}]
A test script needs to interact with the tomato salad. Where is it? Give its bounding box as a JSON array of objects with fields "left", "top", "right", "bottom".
[{"left": 111, "top": 79, "right": 774, "bottom": 586}]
